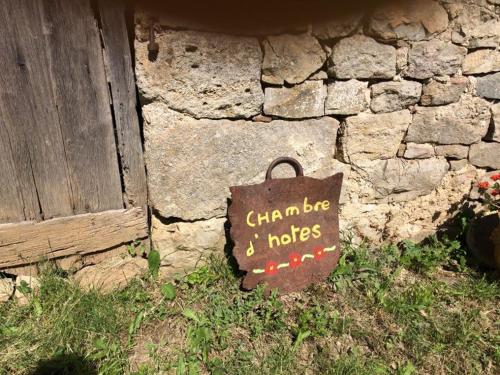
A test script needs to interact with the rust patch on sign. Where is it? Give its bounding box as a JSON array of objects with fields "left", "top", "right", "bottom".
[{"left": 229, "top": 157, "right": 343, "bottom": 294}]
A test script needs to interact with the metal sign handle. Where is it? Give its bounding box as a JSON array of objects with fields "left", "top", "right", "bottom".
[{"left": 265, "top": 157, "right": 304, "bottom": 180}]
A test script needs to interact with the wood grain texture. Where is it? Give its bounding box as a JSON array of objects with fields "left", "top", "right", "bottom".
[
  {"left": 0, "top": 0, "right": 130, "bottom": 222},
  {"left": 0, "top": 117, "right": 25, "bottom": 223},
  {"left": 0, "top": 0, "right": 74, "bottom": 221},
  {"left": 98, "top": 0, "right": 148, "bottom": 208},
  {"left": 0, "top": 207, "right": 148, "bottom": 269},
  {"left": 42, "top": 0, "right": 123, "bottom": 213}
]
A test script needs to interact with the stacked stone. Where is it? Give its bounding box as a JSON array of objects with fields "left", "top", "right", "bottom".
[{"left": 135, "top": 0, "right": 500, "bottom": 278}]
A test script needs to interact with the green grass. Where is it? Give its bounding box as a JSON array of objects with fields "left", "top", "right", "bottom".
[{"left": 0, "top": 236, "right": 498, "bottom": 375}]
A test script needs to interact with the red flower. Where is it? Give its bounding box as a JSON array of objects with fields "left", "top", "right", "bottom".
[
  {"left": 289, "top": 252, "right": 302, "bottom": 268},
  {"left": 313, "top": 246, "right": 325, "bottom": 260},
  {"left": 478, "top": 181, "right": 490, "bottom": 190},
  {"left": 491, "top": 174, "right": 500, "bottom": 181},
  {"left": 492, "top": 190, "right": 499, "bottom": 196},
  {"left": 265, "top": 261, "right": 278, "bottom": 275}
]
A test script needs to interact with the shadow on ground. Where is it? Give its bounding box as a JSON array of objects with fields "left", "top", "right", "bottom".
[{"left": 31, "top": 354, "right": 97, "bottom": 375}]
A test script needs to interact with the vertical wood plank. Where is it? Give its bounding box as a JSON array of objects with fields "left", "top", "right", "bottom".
[
  {"left": 0, "top": 116, "right": 25, "bottom": 223},
  {"left": 98, "top": 0, "right": 148, "bottom": 208},
  {"left": 0, "top": 0, "right": 74, "bottom": 222},
  {"left": 41, "top": 0, "right": 123, "bottom": 213}
]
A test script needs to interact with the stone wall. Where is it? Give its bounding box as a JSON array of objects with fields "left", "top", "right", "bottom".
[{"left": 135, "top": 0, "right": 500, "bottom": 279}]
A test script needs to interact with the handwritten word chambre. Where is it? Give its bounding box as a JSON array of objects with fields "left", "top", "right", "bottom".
[
  {"left": 246, "top": 197, "right": 330, "bottom": 228},
  {"left": 245, "top": 197, "right": 331, "bottom": 255}
]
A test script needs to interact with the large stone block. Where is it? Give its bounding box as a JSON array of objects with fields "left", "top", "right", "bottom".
[
  {"left": 354, "top": 158, "right": 449, "bottom": 202},
  {"left": 367, "top": 0, "right": 448, "bottom": 41},
  {"left": 476, "top": 72, "right": 500, "bottom": 99},
  {"left": 465, "top": 20, "right": 500, "bottom": 48},
  {"left": 327, "top": 35, "right": 396, "bottom": 79},
  {"left": 405, "top": 40, "right": 467, "bottom": 79},
  {"left": 263, "top": 81, "right": 326, "bottom": 119},
  {"left": 312, "top": 15, "right": 362, "bottom": 40},
  {"left": 434, "top": 145, "right": 469, "bottom": 160},
  {"left": 74, "top": 257, "right": 148, "bottom": 294},
  {"left": 261, "top": 33, "right": 326, "bottom": 85},
  {"left": 420, "top": 77, "right": 468, "bottom": 106},
  {"left": 370, "top": 81, "right": 422, "bottom": 113},
  {"left": 463, "top": 50, "right": 500, "bottom": 75},
  {"left": 340, "top": 110, "right": 412, "bottom": 162},
  {"left": 325, "top": 79, "right": 369, "bottom": 115},
  {"left": 404, "top": 143, "right": 434, "bottom": 159},
  {"left": 451, "top": 4, "right": 500, "bottom": 48},
  {"left": 151, "top": 216, "right": 226, "bottom": 279},
  {"left": 135, "top": 30, "right": 263, "bottom": 119},
  {"left": 406, "top": 97, "right": 491, "bottom": 144},
  {"left": 144, "top": 104, "right": 340, "bottom": 220},
  {"left": 469, "top": 142, "right": 500, "bottom": 169},
  {"left": 0, "top": 278, "right": 14, "bottom": 303}
]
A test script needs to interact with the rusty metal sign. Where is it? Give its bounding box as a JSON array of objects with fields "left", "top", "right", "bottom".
[{"left": 229, "top": 157, "right": 343, "bottom": 293}]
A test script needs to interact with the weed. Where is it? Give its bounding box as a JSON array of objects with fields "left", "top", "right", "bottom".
[
  {"left": 295, "top": 302, "right": 347, "bottom": 338},
  {"left": 400, "top": 236, "right": 465, "bottom": 274},
  {"left": 160, "top": 282, "right": 176, "bottom": 301},
  {"left": 147, "top": 249, "right": 161, "bottom": 279},
  {"left": 183, "top": 265, "right": 218, "bottom": 287}
]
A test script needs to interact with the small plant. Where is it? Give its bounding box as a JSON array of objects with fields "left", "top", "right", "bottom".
[
  {"left": 477, "top": 173, "right": 500, "bottom": 213},
  {"left": 295, "top": 303, "right": 346, "bottom": 338},
  {"left": 148, "top": 249, "right": 161, "bottom": 280},
  {"left": 128, "top": 310, "right": 145, "bottom": 343},
  {"left": 17, "top": 280, "right": 32, "bottom": 295},
  {"left": 90, "top": 338, "right": 125, "bottom": 374},
  {"left": 184, "top": 266, "right": 217, "bottom": 286},
  {"left": 160, "top": 282, "right": 176, "bottom": 301},
  {"left": 400, "top": 236, "right": 464, "bottom": 274}
]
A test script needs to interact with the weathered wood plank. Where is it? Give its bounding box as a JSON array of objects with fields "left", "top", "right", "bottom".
[
  {"left": 0, "top": 0, "right": 74, "bottom": 221},
  {"left": 98, "top": 0, "right": 148, "bottom": 208},
  {"left": 41, "top": 0, "right": 123, "bottom": 213},
  {"left": 0, "top": 207, "right": 148, "bottom": 269},
  {"left": 0, "top": 116, "right": 25, "bottom": 223}
]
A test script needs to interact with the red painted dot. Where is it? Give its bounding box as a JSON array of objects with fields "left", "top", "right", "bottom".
[
  {"left": 289, "top": 252, "right": 302, "bottom": 268},
  {"left": 265, "top": 261, "right": 278, "bottom": 275},
  {"left": 314, "top": 246, "right": 325, "bottom": 260}
]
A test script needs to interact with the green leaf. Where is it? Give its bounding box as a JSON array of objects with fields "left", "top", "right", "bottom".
[
  {"left": 182, "top": 308, "right": 200, "bottom": 323},
  {"left": 160, "top": 283, "right": 176, "bottom": 301},
  {"left": 94, "top": 338, "right": 108, "bottom": 351},
  {"left": 148, "top": 249, "right": 161, "bottom": 279},
  {"left": 397, "top": 362, "right": 416, "bottom": 375},
  {"left": 18, "top": 280, "right": 32, "bottom": 295},
  {"left": 33, "top": 300, "right": 43, "bottom": 317},
  {"left": 176, "top": 354, "right": 186, "bottom": 375},
  {"left": 128, "top": 311, "right": 144, "bottom": 337},
  {"left": 292, "top": 330, "right": 311, "bottom": 351},
  {"left": 127, "top": 244, "right": 137, "bottom": 257}
]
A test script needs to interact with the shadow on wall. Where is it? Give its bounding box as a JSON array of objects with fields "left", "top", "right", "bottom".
[
  {"left": 434, "top": 194, "right": 476, "bottom": 240},
  {"left": 132, "top": 0, "right": 402, "bottom": 34},
  {"left": 223, "top": 198, "right": 244, "bottom": 279},
  {"left": 30, "top": 354, "right": 97, "bottom": 375},
  {"left": 435, "top": 194, "right": 499, "bottom": 271}
]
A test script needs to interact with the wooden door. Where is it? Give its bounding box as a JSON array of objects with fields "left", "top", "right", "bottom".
[{"left": 0, "top": 0, "right": 148, "bottom": 271}]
